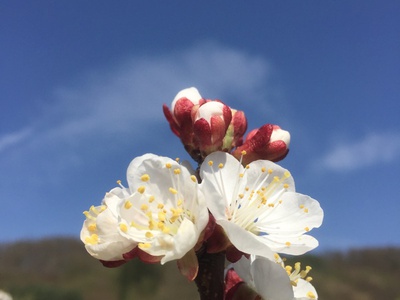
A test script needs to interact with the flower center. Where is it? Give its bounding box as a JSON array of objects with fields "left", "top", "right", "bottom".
[
  {"left": 120, "top": 160, "right": 198, "bottom": 251},
  {"left": 207, "top": 154, "right": 291, "bottom": 234}
]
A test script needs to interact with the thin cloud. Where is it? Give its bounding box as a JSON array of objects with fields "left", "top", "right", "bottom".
[
  {"left": 318, "top": 133, "right": 400, "bottom": 172},
  {"left": 0, "top": 127, "right": 33, "bottom": 153},
  {"left": 0, "top": 41, "right": 273, "bottom": 179},
  {"left": 39, "top": 41, "right": 272, "bottom": 142}
]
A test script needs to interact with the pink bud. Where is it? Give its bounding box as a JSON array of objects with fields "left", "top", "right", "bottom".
[
  {"left": 223, "top": 109, "right": 248, "bottom": 150},
  {"left": 164, "top": 88, "right": 248, "bottom": 163},
  {"left": 163, "top": 87, "right": 205, "bottom": 144},
  {"left": 193, "top": 101, "right": 232, "bottom": 157},
  {"left": 232, "top": 124, "right": 290, "bottom": 165}
]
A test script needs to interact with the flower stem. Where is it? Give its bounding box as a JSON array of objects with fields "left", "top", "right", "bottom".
[{"left": 195, "top": 249, "right": 225, "bottom": 300}]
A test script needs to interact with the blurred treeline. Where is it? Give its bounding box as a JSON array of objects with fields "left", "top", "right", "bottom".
[{"left": 0, "top": 238, "right": 399, "bottom": 300}]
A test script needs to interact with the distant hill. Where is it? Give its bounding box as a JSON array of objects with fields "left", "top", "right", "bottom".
[{"left": 0, "top": 238, "right": 399, "bottom": 300}]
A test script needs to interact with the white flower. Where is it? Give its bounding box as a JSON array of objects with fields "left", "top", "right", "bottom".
[
  {"left": 117, "top": 153, "right": 209, "bottom": 265},
  {"left": 275, "top": 254, "right": 318, "bottom": 300},
  {"left": 80, "top": 189, "right": 135, "bottom": 262},
  {"left": 232, "top": 255, "right": 318, "bottom": 300},
  {"left": 231, "top": 255, "right": 294, "bottom": 300},
  {"left": 0, "top": 290, "right": 13, "bottom": 300},
  {"left": 199, "top": 152, "right": 323, "bottom": 258}
]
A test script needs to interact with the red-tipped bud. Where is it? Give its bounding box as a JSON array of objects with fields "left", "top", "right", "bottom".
[
  {"left": 163, "top": 87, "right": 248, "bottom": 163},
  {"left": 222, "top": 109, "right": 248, "bottom": 151},
  {"left": 232, "top": 124, "right": 290, "bottom": 165},
  {"left": 193, "top": 101, "right": 232, "bottom": 156}
]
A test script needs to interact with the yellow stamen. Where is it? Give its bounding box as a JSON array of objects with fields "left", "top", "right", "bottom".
[
  {"left": 124, "top": 200, "right": 132, "bottom": 209},
  {"left": 306, "top": 291, "right": 316, "bottom": 299},
  {"left": 84, "top": 234, "right": 99, "bottom": 245},
  {"left": 139, "top": 242, "right": 151, "bottom": 249},
  {"left": 137, "top": 186, "right": 146, "bottom": 194},
  {"left": 140, "top": 174, "right": 150, "bottom": 182},
  {"left": 119, "top": 223, "right": 128, "bottom": 233},
  {"left": 158, "top": 212, "right": 166, "bottom": 221}
]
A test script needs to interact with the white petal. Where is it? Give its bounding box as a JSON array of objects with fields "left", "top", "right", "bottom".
[
  {"left": 194, "top": 101, "right": 225, "bottom": 123},
  {"left": 80, "top": 208, "right": 134, "bottom": 261},
  {"left": 257, "top": 193, "right": 323, "bottom": 235},
  {"left": 160, "top": 218, "right": 198, "bottom": 264},
  {"left": 233, "top": 256, "right": 294, "bottom": 300},
  {"left": 259, "top": 234, "right": 319, "bottom": 255},
  {"left": 293, "top": 279, "right": 318, "bottom": 300},
  {"left": 171, "top": 87, "right": 202, "bottom": 110},
  {"left": 218, "top": 219, "right": 274, "bottom": 259},
  {"left": 251, "top": 256, "right": 294, "bottom": 300},
  {"left": 200, "top": 152, "right": 246, "bottom": 218},
  {"left": 246, "top": 159, "right": 295, "bottom": 192}
]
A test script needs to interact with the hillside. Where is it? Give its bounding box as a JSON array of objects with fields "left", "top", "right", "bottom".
[{"left": 0, "top": 238, "right": 399, "bottom": 300}]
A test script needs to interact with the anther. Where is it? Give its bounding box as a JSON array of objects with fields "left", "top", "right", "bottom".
[
  {"left": 141, "top": 174, "right": 150, "bottom": 182},
  {"left": 169, "top": 187, "right": 178, "bottom": 195},
  {"left": 119, "top": 223, "right": 128, "bottom": 233},
  {"left": 124, "top": 200, "right": 132, "bottom": 209}
]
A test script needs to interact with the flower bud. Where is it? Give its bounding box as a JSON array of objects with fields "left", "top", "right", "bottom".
[
  {"left": 164, "top": 87, "right": 248, "bottom": 163},
  {"left": 232, "top": 124, "right": 290, "bottom": 165},
  {"left": 193, "top": 101, "right": 232, "bottom": 157},
  {"left": 222, "top": 109, "right": 248, "bottom": 151},
  {"left": 163, "top": 87, "right": 206, "bottom": 151}
]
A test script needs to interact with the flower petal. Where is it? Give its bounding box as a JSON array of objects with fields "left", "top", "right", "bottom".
[
  {"left": 293, "top": 279, "right": 318, "bottom": 300},
  {"left": 218, "top": 219, "right": 274, "bottom": 259},
  {"left": 177, "top": 248, "right": 199, "bottom": 281},
  {"left": 234, "top": 256, "right": 294, "bottom": 300},
  {"left": 200, "top": 151, "right": 246, "bottom": 219}
]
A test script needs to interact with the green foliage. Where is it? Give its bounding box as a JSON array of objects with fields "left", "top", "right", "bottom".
[
  {"left": 117, "top": 259, "right": 163, "bottom": 300},
  {"left": 1, "top": 237, "right": 399, "bottom": 300},
  {"left": 8, "top": 285, "right": 82, "bottom": 300}
]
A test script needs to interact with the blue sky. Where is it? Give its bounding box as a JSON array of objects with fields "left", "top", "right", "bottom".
[{"left": 1, "top": 1, "right": 399, "bottom": 252}]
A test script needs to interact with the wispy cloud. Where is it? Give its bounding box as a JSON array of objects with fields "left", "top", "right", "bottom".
[
  {"left": 0, "top": 127, "right": 33, "bottom": 153},
  {"left": 0, "top": 41, "right": 273, "bottom": 177},
  {"left": 317, "top": 133, "right": 400, "bottom": 172}
]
